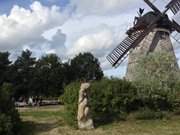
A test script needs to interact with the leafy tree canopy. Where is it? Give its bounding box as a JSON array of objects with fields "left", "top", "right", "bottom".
[
  {"left": 70, "top": 52, "right": 103, "bottom": 81},
  {"left": 0, "top": 52, "right": 11, "bottom": 85}
]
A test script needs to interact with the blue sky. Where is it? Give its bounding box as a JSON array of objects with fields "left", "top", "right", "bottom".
[
  {"left": 0, "top": 0, "right": 179, "bottom": 78},
  {"left": 0, "top": 0, "right": 70, "bottom": 13}
]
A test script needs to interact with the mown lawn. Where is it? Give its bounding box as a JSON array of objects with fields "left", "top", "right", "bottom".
[{"left": 18, "top": 105, "right": 180, "bottom": 135}]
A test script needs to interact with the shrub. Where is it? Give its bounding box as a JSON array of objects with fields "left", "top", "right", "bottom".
[
  {"left": 134, "top": 108, "right": 164, "bottom": 120},
  {"left": 0, "top": 114, "right": 12, "bottom": 135},
  {"left": 62, "top": 82, "right": 80, "bottom": 127},
  {"left": 58, "top": 95, "right": 64, "bottom": 104},
  {"left": 89, "top": 78, "right": 137, "bottom": 123},
  {"left": 61, "top": 76, "right": 178, "bottom": 127},
  {"left": 133, "top": 52, "right": 180, "bottom": 111},
  {"left": 134, "top": 82, "right": 176, "bottom": 111},
  {"left": 0, "top": 83, "right": 21, "bottom": 135}
]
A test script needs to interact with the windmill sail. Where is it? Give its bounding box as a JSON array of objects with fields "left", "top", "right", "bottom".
[
  {"left": 166, "top": 0, "right": 180, "bottom": 33},
  {"left": 171, "top": 20, "right": 180, "bottom": 32},
  {"left": 107, "top": 24, "right": 156, "bottom": 67},
  {"left": 172, "top": 32, "right": 180, "bottom": 44},
  {"left": 166, "top": 0, "right": 180, "bottom": 15},
  {"left": 106, "top": 30, "right": 143, "bottom": 67}
]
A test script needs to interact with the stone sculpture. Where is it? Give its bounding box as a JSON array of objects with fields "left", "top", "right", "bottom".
[{"left": 77, "top": 82, "right": 94, "bottom": 129}]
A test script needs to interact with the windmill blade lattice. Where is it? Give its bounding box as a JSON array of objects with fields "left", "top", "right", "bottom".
[
  {"left": 106, "top": 24, "right": 156, "bottom": 67},
  {"left": 166, "top": 0, "right": 180, "bottom": 15},
  {"left": 171, "top": 32, "right": 180, "bottom": 44},
  {"left": 106, "top": 31, "right": 144, "bottom": 67}
]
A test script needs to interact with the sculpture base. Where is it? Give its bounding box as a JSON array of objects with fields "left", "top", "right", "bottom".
[{"left": 78, "top": 119, "right": 94, "bottom": 130}]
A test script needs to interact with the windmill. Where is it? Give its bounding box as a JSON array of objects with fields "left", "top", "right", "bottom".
[{"left": 106, "top": 0, "right": 180, "bottom": 81}]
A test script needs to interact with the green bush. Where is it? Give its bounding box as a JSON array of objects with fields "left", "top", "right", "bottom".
[
  {"left": 134, "top": 81, "right": 176, "bottom": 111},
  {"left": 62, "top": 82, "right": 80, "bottom": 127},
  {"left": 133, "top": 52, "right": 179, "bottom": 111},
  {"left": 62, "top": 79, "right": 136, "bottom": 126},
  {"left": 89, "top": 78, "right": 137, "bottom": 123},
  {"left": 0, "top": 83, "right": 22, "bottom": 135},
  {"left": 58, "top": 95, "right": 64, "bottom": 104},
  {"left": 134, "top": 108, "right": 164, "bottom": 120},
  {"left": 0, "top": 114, "right": 14, "bottom": 135},
  {"left": 61, "top": 76, "right": 179, "bottom": 127}
]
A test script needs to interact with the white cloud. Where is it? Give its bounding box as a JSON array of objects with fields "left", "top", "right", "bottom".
[
  {"left": 0, "top": 0, "right": 149, "bottom": 77},
  {"left": 21, "top": 29, "right": 67, "bottom": 59},
  {"left": 65, "top": 23, "right": 129, "bottom": 70},
  {"left": 61, "top": 12, "right": 135, "bottom": 70},
  {"left": 68, "top": 28, "right": 113, "bottom": 56},
  {"left": 0, "top": 1, "right": 68, "bottom": 51},
  {"left": 70, "top": 0, "right": 140, "bottom": 16},
  {"left": 49, "top": 29, "right": 67, "bottom": 58}
]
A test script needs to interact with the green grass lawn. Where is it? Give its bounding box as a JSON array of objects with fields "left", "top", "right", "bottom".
[{"left": 18, "top": 105, "right": 180, "bottom": 135}]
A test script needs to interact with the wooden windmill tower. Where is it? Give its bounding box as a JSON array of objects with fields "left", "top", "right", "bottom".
[{"left": 107, "top": 0, "right": 180, "bottom": 81}]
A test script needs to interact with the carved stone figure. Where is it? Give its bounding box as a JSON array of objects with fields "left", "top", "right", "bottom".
[{"left": 77, "top": 82, "right": 94, "bottom": 129}]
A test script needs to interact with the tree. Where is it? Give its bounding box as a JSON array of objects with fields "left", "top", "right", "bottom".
[
  {"left": 0, "top": 52, "right": 11, "bottom": 85},
  {"left": 0, "top": 83, "right": 21, "bottom": 135},
  {"left": 13, "top": 50, "right": 36, "bottom": 98},
  {"left": 62, "top": 62, "right": 75, "bottom": 85},
  {"left": 70, "top": 53, "right": 103, "bottom": 81},
  {"left": 35, "top": 54, "right": 64, "bottom": 97}
]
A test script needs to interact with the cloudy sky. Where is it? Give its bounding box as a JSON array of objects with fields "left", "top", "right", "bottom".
[{"left": 0, "top": 0, "right": 179, "bottom": 78}]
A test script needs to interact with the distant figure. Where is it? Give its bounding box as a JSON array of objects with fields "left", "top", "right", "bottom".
[
  {"left": 35, "top": 96, "right": 39, "bottom": 106},
  {"left": 28, "top": 97, "right": 33, "bottom": 106},
  {"left": 19, "top": 96, "right": 23, "bottom": 102},
  {"left": 37, "top": 96, "right": 41, "bottom": 106},
  {"left": 39, "top": 96, "right": 43, "bottom": 106}
]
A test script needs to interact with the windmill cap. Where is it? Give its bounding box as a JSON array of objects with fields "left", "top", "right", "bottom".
[{"left": 153, "top": 28, "right": 170, "bottom": 34}]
